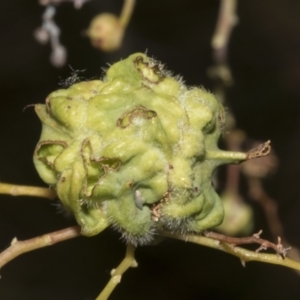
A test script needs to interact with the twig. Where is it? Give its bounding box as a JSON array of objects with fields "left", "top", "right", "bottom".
[
  {"left": 119, "top": 0, "right": 136, "bottom": 28},
  {"left": 247, "top": 177, "right": 300, "bottom": 273},
  {"left": 248, "top": 178, "right": 284, "bottom": 238},
  {"left": 96, "top": 243, "right": 137, "bottom": 300},
  {"left": 0, "top": 182, "right": 56, "bottom": 200},
  {"left": 203, "top": 230, "right": 290, "bottom": 258},
  {"left": 212, "top": 0, "right": 238, "bottom": 63},
  {"left": 159, "top": 231, "right": 300, "bottom": 271},
  {"left": 39, "top": 0, "right": 91, "bottom": 9},
  {"left": 1, "top": 225, "right": 299, "bottom": 299},
  {"left": 0, "top": 226, "right": 81, "bottom": 270},
  {"left": 208, "top": 0, "right": 238, "bottom": 105},
  {"left": 34, "top": 5, "right": 67, "bottom": 67}
]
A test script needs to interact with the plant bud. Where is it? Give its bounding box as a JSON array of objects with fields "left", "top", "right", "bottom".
[{"left": 86, "top": 13, "right": 124, "bottom": 52}]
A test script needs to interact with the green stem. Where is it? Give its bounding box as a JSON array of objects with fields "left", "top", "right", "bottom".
[
  {"left": 96, "top": 244, "right": 137, "bottom": 300},
  {"left": 0, "top": 182, "right": 56, "bottom": 200},
  {"left": 206, "top": 150, "right": 247, "bottom": 164}
]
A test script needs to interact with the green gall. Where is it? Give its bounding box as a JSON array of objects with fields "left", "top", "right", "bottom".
[{"left": 33, "top": 53, "right": 271, "bottom": 245}]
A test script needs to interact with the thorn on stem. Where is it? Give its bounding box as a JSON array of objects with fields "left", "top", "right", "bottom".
[
  {"left": 112, "top": 275, "right": 121, "bottom": 284},
  {"left": 110, "top": 268, "right": 116, "bottom": 276},
  {"left": 255, "top": 243, "right": 267, "bottom": 253},
  {"left": 276, "top": 236, "right": 292, "bottom": 258},
  {"left": 253, "top": 230, "right": 263, "bottom": 239},
  {"left": 240, "top": 259, "right": 246, "bottom": 267},
  {"left": 204, "top": 230, "right": 290, "bottom": 258},
  {"left": 131, "top": 260, "right": 138, "bottom": 268},
  {"left": 10, "top": 237, "right": 18, "bottom": 246}
]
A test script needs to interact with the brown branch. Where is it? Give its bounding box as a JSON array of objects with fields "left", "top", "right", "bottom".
[
  {"left": 0, "top": 226, "right": 81, "bottom": 270},
  {"left": 246, "top": 177, "right": 300, "bottom": 273},
  {"left": 248, "top": 178, "right": 284, "bottom": 238},
  {"left": 0, "top": 182, "right": 57, "bottom": 200},
  {"left": 203, "top": 230, "right": 290, "bottom": 258}
]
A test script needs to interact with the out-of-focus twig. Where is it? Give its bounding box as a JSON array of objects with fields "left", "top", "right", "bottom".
[
  {"left": 34, "top": 5, "right": 67, "bottom": 67},
  {"left": 39, "top": 0, "right": 91, "bottom": 9},
  {"left": 242, "top": 151, "right": 300, "bottom": 270},
  {"left": 212, "top": 0, "right": 238, "bottom": 65},
  {"left": 119, "top": 0, "right": 136, "bottom": 27},
  {"left": 241, "top": 143, "right": 280, "bottom": 237},
  {"left": 208, "top": 2, "right": 295, "bottom": 257},
  {"left": 0, "top": 182, "right": 57, "bottom": 199},
  {"left": 248, "top": 178, "right": 284, "bottom": 238},
  {"left": 208, "top": 0, "right": 238, "bottom": 102}
]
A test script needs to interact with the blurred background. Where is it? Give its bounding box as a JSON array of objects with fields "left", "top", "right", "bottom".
[{"left": 1, "top": 0, "right": 300, "bottom": 299}]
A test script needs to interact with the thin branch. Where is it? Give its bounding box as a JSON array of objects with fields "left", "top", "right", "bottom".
[
  {"left": 212, "top": 0, "right": 238, "bottom": 64},
  {"left": 1, "top": 225, "right": 300, "bottom": 299},
  {"left": 34, "top": 5, "right": 67, "bottom": 67},
  {"left": 248, "top": 178, "right": 284, "bottom": 238},
  {"left": 119, "top": 0, "right": 136, "bottom": 28},
  {"left": 0, "top": 226, "right": 81, "bottom": 269},
  {"left": 207, "top": 140, "right": 271, "bottom": 163},
  {"left": 159, "top": 231, "right": 300, "bottom": 271},
  {"left": 0, "top": 182, "right": 56, "bottom": 200},
  {"left": 96, "top": 243, "right": 137, "bottom": 300},
  {"left": 203, "top": 230, "right": 290, "bottom": 258},
  {"left": 247, "top": 177, "right": 300, "bottom": 272},
  {"left": 208, "top": 0, "right": 238, "bottom": 101},
  {"left": 39, "top": 0, "right": 91, "bottom": 9}
]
